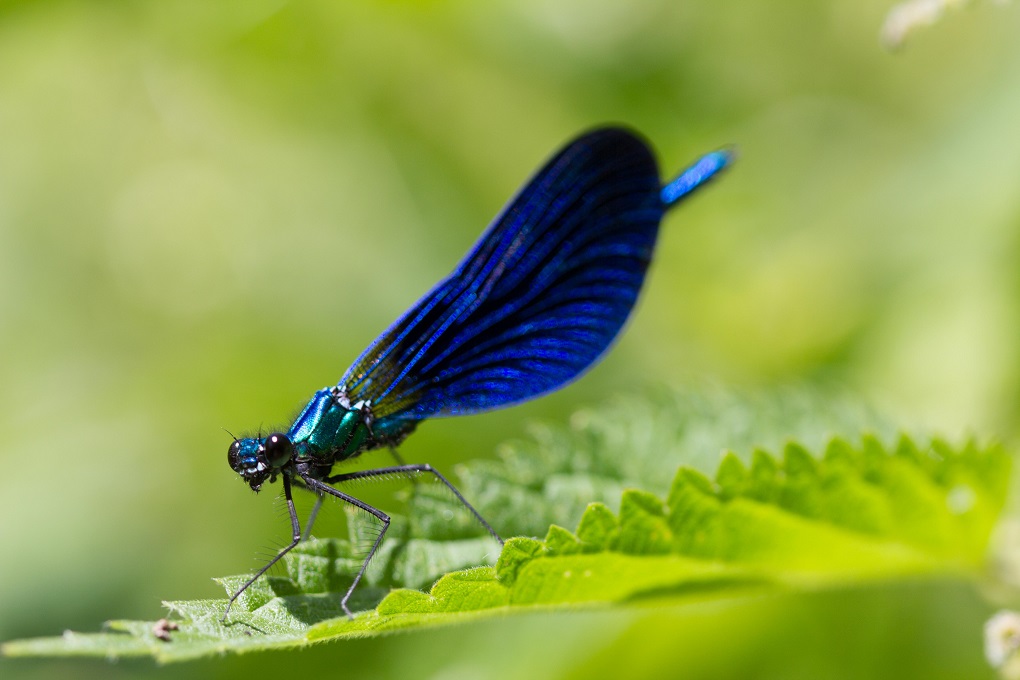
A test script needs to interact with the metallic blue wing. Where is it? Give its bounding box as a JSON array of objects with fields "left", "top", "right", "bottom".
[{"left": 340, "top": 128, "right": 665, "bottom": 421}]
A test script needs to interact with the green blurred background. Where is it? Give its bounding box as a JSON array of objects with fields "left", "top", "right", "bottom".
[{"left": 2, "top": 0, "right": 1020, "bottom": 678}]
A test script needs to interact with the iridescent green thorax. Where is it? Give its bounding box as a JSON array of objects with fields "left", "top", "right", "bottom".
[
  {"left": 287, "top": 388, "right": 371, "bottom": 462},
  {"left": 287, "top": 387, "right": 416, "bottom": 465}
]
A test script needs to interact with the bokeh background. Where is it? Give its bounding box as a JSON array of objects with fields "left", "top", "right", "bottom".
[{"left": 2, "top": 1, "right": 1020, "bottom": 678}]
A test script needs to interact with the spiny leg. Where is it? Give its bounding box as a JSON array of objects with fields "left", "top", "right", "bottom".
[
  {"left": 302, "top": 493, "right": 325, "bottom": 541},
  {"left": 301, "top": 475, "right": 390, "bottom": 619},
  {"left": 300, "top": 447, "right": 405, "bottom": 541},
  {"left": 223, "top": 475, "right": 302, "bottom": 622},
  {"left": 324, "top": 464, "right": 502, "bottom": 545}
]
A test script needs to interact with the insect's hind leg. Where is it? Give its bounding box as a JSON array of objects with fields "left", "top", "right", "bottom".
[{"left": 324, "top": 464, "right": 502, "bottom": 545}]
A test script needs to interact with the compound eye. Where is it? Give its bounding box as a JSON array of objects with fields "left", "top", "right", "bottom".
[
  {"left": 262, "top": 432, "right": 293, "bottom": 468},
  {"left": 227, "top": 440, "right": 242, "bottom": 470}
]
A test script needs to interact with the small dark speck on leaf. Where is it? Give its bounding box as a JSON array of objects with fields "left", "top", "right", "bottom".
[{"left": 152, "top": 618, "right": 179, "bottom": 642}]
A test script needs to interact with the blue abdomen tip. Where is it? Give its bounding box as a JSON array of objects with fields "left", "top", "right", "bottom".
[{"left": 660, "top": 148, "right": 735, "bottom": 208}]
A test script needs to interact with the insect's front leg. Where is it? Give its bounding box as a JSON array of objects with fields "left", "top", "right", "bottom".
[{"left": 223, "top": 474, "right": 303, "bottom": 621}]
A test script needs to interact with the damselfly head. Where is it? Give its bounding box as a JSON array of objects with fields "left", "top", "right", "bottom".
[{"left": 227, "top": 433, "right": 293, "bottom": 491}]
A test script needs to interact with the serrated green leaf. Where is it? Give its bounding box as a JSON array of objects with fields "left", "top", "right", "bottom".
[
  {"left": 2, "top": 388, "right": 1009, "bottom": 662},
  {"left": 495, "top": 537, "right": 545, "bottom": 586},
  {"left": 543, "top": 525, "right": 584, "bottom": 556},
  {"left": 574, "top": 502, "right": 619, "bottom": 550},
  {"left": 616, "top": 490, "right": 672, "bottom": 555},
  {"left": 715, "top": 451, "right": 748, "bottom": 500}
]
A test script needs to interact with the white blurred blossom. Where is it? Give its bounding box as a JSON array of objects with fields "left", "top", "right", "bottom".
[
  {"left": 881, "top": 0, "right": 1011, "bottom": 49},
  {"left": 985, "top": 610, "right": 1020, "bottom": 670}
]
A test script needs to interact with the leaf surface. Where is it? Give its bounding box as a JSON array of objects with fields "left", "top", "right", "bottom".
[{"left": 2, "top": 389, "right": 1008, "bottom": 662}]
